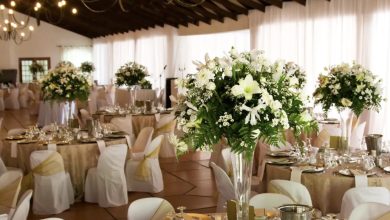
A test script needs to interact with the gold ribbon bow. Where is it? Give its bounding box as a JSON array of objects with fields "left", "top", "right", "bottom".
[
  {"left": 135, "top": 142, "right": 162, "bottom": 181},
  {"left": 0, "top": 176, "right": 22, "bottom": 209},
  {"left": 151, "top": 200, "right": 174, "bottom": 220},
  {"left": 21, "top": 152, "right": 65, "bottom": 193},
  {"left": 154, "top": 120, "right": 176, "bottom": 137}
]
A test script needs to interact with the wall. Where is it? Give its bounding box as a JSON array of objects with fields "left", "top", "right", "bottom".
[{"left": 0, "top": 11, "right": 91, "bottom": 80}]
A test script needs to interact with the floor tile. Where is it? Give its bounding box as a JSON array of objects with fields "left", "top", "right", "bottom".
[
  {"left": 164, "top": 195, "right": 217, "bottom": 211},
  {"left": 153, "top": 180, "right": 194, "bottom": 197},
  {"left": 173, "top": 169, "right": 214, "bottom": 182},
  {"left": 186, "top": 180, "right": 217, "bottom": 197}
]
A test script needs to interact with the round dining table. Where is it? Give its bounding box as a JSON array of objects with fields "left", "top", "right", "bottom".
[
  {"left": 1, "top": 137, "right": 129, "bottom": 201},
  {"left": 257, "top": 161, "right": 390, "bottom": 214}
]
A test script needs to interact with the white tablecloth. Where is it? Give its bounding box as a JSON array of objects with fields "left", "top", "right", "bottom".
[{"left": 37, "top": 101, "right": 77, "bottom": 126}]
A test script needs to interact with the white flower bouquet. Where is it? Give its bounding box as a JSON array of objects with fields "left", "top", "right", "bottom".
[
  {"left": 173, "top": 48, "right": 317, "bottom": 157},
  {"left": 313, "top": 62, "right": 384, "bottom": 116},
  {"left": 115, "top": 62, "right": 150, "bottom": 88},
  {"left": 40, "top": 63, "right": 91, "bottom": 101}
]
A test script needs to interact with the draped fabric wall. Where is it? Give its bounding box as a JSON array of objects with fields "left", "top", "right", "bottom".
[
  {"left": 92, "top": 0, "right": 390, "bottom": 133},
  {"left": 60, "top": 46, "right": 92, "bottom": 67}
]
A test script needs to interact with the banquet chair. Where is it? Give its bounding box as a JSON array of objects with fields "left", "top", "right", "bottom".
[
  {"left": 9, "top": 189, "right": 33, "bottom": 220},
  {"left": 339, "top": 187, "right": 390, "bottom": 220},
  {"left": 249, "top": 193, "right": 294, "bottom": 210},
  {"left": 0, "top": 170, "right": 23, "bottom": 213},
  {"left": 85, "top": 144, "right": 128, "bottom": 207},
  {"left": 221, "top": 148, "right": 232, "bottom": 175},
  {"left": 132, "top": 127, "right": 154, "bottom": 154},
  {"left": 0, "top": 90, "right": 4, "bottom": 111},
  {"left": 4, "top": 88, "right": 20, "bottom": 110},
  {"left": 348, "top": 202, "right": 390, "bottom": 220},
  {"left": 0, "top": 158, "right": 6, "bottom": 176},
  {"left": 169, "top": 95, "right": 177, "bottom": 107},
  {"left": 350, "top": 122, "right": 366, "bottom": 149},
  {"left": 96, "top": 87, "right": 109, "bottom": 110},
  {"left": 30, "top": 150, "right": 74, "bottom": 215},
  {"left": 268, "top": 179, "right": 313, "bottom": 206},
  {"left": 126, "top": 135, "right": 164, "bottom": 193},
  {"left": 88, "top": 87, "right": 98, "bottom": 114},
  {"left": 154, "top": 114, "right": 177, "bottom": 158},
  {"left": 104, "top": 84, "right": 115, "bottom": 106},
  {"left": 135, "top": 89, "right": 156, "bottom": 102},
  {"left": 18, "top": 84, "right": 31, "bottom": 108},
  {"left": 80, "top": 109, "right": 92, "bottom": 127},
  {"left": 110, "top": 116, "right": 135, "bottom": 145},
  {"left": 127, "top": 197, "right": 174, "bottom": 220},
  {"left": 210, "top": 162, "right": 235, "bottom": 212}
]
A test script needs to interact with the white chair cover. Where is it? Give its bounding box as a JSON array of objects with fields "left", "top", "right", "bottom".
[
  {"left": 80, "top": 109, "right": 92, "bottom": 127},
  {"left": 249, "top": 193, "right": 294, "bottom": 210},
  {"left": 4, "top": 88, "right": 20, "bottom": 110},
  {"left": 110, "top": 116, "right": 135, "bottom": 145},
  {"left": 105, "top": 84, "right": 115, "bottom": 106},
  {"left": 85, "top": 144, "right": 128, "bottom": 207},
  {"left": 350, "top": 122, "right": 366, "bottom": 149},
  {"left": 132, "top": 127, "right": 154, "bottom": 154},
  {"left": 88, "top": 87, "right": 98, "bottom": 114},
  {"left": 135, "top": 89, "right": 156, "bottom": 102},
  {"left": 96, "top": 87, "right": 109, "bottom": 109},
  {"left": 348, "top": 202, "right": 390, "bottom": 220},
  {"left": 127, "top": 198, "right": 174, "bottom": 220},
  {"left": 18, "top": 85, "right": 31, "bottom": 108},
  {"left": 126, "top": 135, "right": 164, "bottom": 193},
  {"left": 155, "top": 114, "right": 176, "bottom": 158},
  {"left": 210, "top": 162, "right": 235, "bottom": 212},
  {"left": 30, "top": 150, "right": 74, "bottom": 215},
  {"left": 10, "top": 189, "right": 33, "bottom": 220},
  {"left": 0, "top": 170, "right": 22, "bottom": 211},
  {"left": 0, "top": 90, "right": 4, "bottom": 111},
  {"left": 268, "top": 179, "right": 312, "bottom": 206},
  {"left": 339, "top": 187, "right": 390, "bottom": 220}
]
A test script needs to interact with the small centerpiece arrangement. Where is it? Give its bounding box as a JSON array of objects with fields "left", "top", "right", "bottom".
[
  {"left": 172, "top": 48, "right": 317, "bottom": 219},
  {"left": 80, "top": 61, "right": 95, "bottom": 74},
  {"left": 313, "top": 62, "right": 384, "bottom": 150},
  {"left": 115, "top": 61, "right": 152, "bottom": 106},
  {"left": 40, "top": 61, "right": 91, "bottom": 125},
  {"left": 29, "top": 61, "right": 44, "bottom": 81}
]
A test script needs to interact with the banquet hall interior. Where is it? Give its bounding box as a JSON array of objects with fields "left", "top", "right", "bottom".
[{"left": 2, "top": 0, "right": 390, "bottom": 219}]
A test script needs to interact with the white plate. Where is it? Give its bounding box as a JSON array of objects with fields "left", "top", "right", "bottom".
[
  {"left": 267, "top": 151, "right": 292, "bottom": 157},
  {"left": 290, "top": 166, "right": 324, "bottom": 173},
  {"left": 383, "top": 166, "right": 390, "bottom": 173},
  {"left": 338, "top": 169, "right": 376, "bottom": 177},
  {"left": 267, "top": 159, "right": 296, "bottom": 165}
]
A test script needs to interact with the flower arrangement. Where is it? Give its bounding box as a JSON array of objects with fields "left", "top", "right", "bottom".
[
  {"left": 172, "top": 48, "right": 317, "bottom": 157},
  {"left": 313, "top": 62, "right": 384, "bottom": 116},
  {"left": 40, "top": 63, "right": 91, "bottom": 101},
  {"left": 115, "top": 62, "right": 150, "bottom": 87},
  {"left": 55, "top": 61, "right": 74, "bottom": 68},
  {"left": 29, "top": 61, "right": 44, "bottom": 74},
  {"left": 80, "top": 61, "right": 95, "bottom": 73}
]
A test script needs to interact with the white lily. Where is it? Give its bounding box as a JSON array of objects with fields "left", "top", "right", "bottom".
[
  {"left": 231, "top": 74, "right": 261, "bottom": 100},
  {"left": 240, "top": 104, "right": 262, "bottom": 125}
]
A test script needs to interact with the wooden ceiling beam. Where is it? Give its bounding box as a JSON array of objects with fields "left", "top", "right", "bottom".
[
  {"left": 175, "top": 5, "right": 211, "bottom": 25},
  {"left": 237, "top": 0, "right": 265, "bottom": 11},
  {"left": 211, "top": 0, "right": 248, "bottom": 14},
  {"left": 259, "top": 0, "right": 283, "bottom": 8},
  {"left": 137, "top": 6, "right": 180, "bottom": 28},
  {"left": 191, "top": 4, "right": 224, "bottom": 23},
  {"left": 146, "top": 3, "right": 191, "bottom": 27},
  {"left": 201, "top": 1, "right": 237, "bottom": 21},
  {"left": 291, "top": 0, "right": 306, "bottom": 6},
  {"left": 158, "top": 4, "right": 200, "bottom": 26}
]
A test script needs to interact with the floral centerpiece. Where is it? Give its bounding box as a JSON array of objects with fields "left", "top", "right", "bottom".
[
  {"left": 313, "top": 62, "right": 383, "bottom": 116},
  {"left": 313, "top": 62, "right": 384, "bottom": 150},
  {"left": 80, "top": 61, "right": 95, "bottom": 74},
  {"left": 172, "top": 48, "right": 317, "bottom": 219},
  {"left": 40, "top": 62, "right": 91, "bottom": 101},
  {"left": 55, "top": 60, "right": 75, "bottom": 68},
  {"left": 29, "top": 61, "right": 44, "bottom": 81},
  {"left": 115, "top": 61, "right": 150, "bottom": 88}
]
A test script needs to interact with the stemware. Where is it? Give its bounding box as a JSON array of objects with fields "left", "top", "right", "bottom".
[{"left": 176, "top": 206, "right": 186, "bottom": 220}]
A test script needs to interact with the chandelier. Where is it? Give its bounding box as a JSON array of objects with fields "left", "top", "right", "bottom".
[
  {"left": 166, "top": 0, "right": 205, "bottom": 7},
  {"left": 0, "top": 0, "right": 78, "bottom": 44}
]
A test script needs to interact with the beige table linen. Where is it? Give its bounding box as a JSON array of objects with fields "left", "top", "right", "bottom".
[
  {"left": 1, "top": 138, "right": 128, "bottom": 200},
  {"left": 258, "top": 164, "right": 390, "bottom": 214}
]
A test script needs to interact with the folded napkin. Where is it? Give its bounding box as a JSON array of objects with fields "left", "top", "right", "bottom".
[
  {"left": 290, "top": 167, "right": 303, "bottom": 183},
  {"left": 96, "top": 140, "right": 106, "bottom": 154},
  {"left": 11, "top": 142, "right": 17, "bottom": 158},
  {"left": 351, "top": 169, "right": 368, "bottom": 187},
  {"left": 47, "top": 143, "right": 57, "bottom": 152}
]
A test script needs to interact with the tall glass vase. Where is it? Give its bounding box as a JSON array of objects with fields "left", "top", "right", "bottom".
[
  {"left": 338, "top": 108, "right": 354, "bottom": 155},
  {"left": 231, "top": 151, "right": 254, "bottom": 220},
  {"left": 128, "top": 85, "right": 140, "bottom": 107},
  {"left": 65, "top": 100, "right": 75, "bottom": 128}
]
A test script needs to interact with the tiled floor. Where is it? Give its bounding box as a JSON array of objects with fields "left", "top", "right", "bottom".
[{"left": 0, "top": 109, "right": 217, "bottom": 220}]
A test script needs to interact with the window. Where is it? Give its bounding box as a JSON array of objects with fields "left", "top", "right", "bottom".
[{"left": 18, "top": 57, "right": 50, "bottom": 83}]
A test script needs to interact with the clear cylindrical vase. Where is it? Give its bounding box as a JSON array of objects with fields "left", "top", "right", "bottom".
[
  {"left": 338, "top": 108, "right": 354, "bottom": 155},
  {"left": 231, "top": 151, "right": 254, "bottom": 220}
]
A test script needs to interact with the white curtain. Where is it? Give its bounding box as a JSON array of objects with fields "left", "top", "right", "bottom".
[
  {"left": 249, "top": 0, "right": 390, "bottom": 134},
  {"left": 173, "top": 29, "right": 250, "bottom": 76},
  {"left": 60, "top": 46, "right": 92, "bottom": 68}
]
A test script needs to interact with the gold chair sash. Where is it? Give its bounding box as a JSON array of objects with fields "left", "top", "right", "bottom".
[
  {"left": 0, "top": 176, "right": 22, "bottom": 209},
  {"left": 135, "top": 145, "right": 161, "bottom": 181},
  {"left": 21, "top": 153, "right": 65, "bottom": 192},
  {"left": 154, "top": 120, "right": 176, "bottom": 137},
  {"left": 151, "top": 200, "right": 174, "bottom": 220}
]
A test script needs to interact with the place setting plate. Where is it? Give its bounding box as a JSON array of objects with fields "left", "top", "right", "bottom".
[
  {"left": 17, "top": 139, "right": 38, "bottom": 144},
  {"left": 290, "top": 166, "right": 324, "bottom": 173},
  {"left": 338, "top": 169, "right": 376, "bottom": 177},
  {"left": 383, "top": 166, "right": 390, "bottom": 173},
  {"left": 266, "top": 151, "right": 293, "bottom": 157},
  {"left": 266, "top": 158, "right": 296, "bottom": 166},
  {"left": 5, "top": 135, "right": 25, "bottom": 140}
]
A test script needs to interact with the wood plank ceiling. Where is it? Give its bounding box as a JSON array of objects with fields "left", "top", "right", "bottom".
[{"left": 6, "top": 0, "right": 329, "bottom": 38}]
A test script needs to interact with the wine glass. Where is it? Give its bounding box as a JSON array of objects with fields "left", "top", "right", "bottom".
[{"left": 176, "top": 206, "right": 186, "bottom": 220}]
